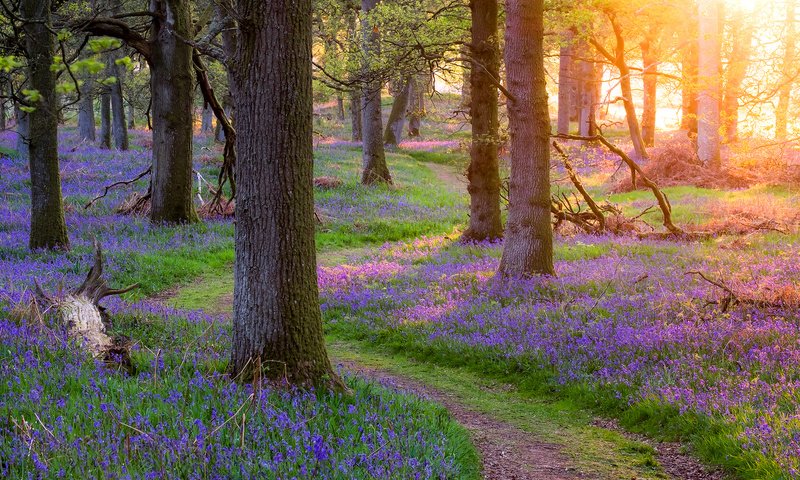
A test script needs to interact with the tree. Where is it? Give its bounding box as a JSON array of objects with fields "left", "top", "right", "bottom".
[
  {"left": 497, "top": 0, "right": 553, "bottom": 277},
  {"left": 22, "top": 0, "right": 69, "bottom": 250},
  {"left": 100, "top": 86, "right": 111, "bottom": 149},
  {"left": 776, "top": 0, "right": 796, "bottom": 139},
  {"left": 106, "top": 50, "right": 129, "bottom": 150},
  {"left": 697, "top": 0, "right": 722, "bottom": 168},
  {"left": 640, "top": 30, "right": 658, "bottom": 147},
  {"left": 557, "top": 31, "right": 574, "bottom": 136},
  {"left": 462, "top": 0, "right": 503, "bottom": 242},
  {"left": 383, "top": 77, "right": 411, "bottom": 147},
  {"left": 77, "top": 74, "right": 96, "bottom": 141},
  {"left": 722, "top": 8, "right": 754, "bottom": 143},
  {"left": 360, "top": 0, "right": 392, "bottom": 184},
  {"left": 79, "top": 0, "right": 198, "bottom": 223},
  {"left": 229, "top": 0, "right": 342, "bottom": 388}
]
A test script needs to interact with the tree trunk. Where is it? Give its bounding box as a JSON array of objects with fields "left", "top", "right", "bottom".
[
  {"left": 350, "top": 89, "right": 362, "bottom": 141},
  {"left": 640, "top": 35, "right": 657, "bottom": 147},
  {"left": 498, "top": 0, "right": 553, "bottom": 277},
  {"left": 230, "top": 0, "right": 342, "bottom": 388},
  {"left": 722, "top": 12, "right": 753, "bottom": 144},
  {"left": 78, "top": 75, "right": 96, "bottom": 142},
  {"left": 681, "top": 39, "right": 699, "bottom": 136},
  {"left": 406, "top": 75, "right": 425, "bottom": 137},
  {"left": 383, "top": 77, "right": 411, "bottom": 146},
  {"left": 336, "top": 94, "right": 345, "bottom": 120},
  {"left": 149, "top": 0, "right": 198, "bottom": 223},
  {"left": 201, "top": 104, "right": 214, "bottom": 133},
  {"left": 99, "top": 89, "right": 112, "bottom": 149},
  {"left": 462, "top": 0, "right": 502, "bottom": 242},
  {"left": 776, "top": 0, "right": 795, "bottom": 139},
  {"left": 578, "top": 49, "right": 597, "bottom": 137},
  {"left": 107, "top": 53, "right": 129, "bottom": 150},
  {"left": 22, "top": 0, "right": 69, "bottom": 251},
  {"left": 557, "top": 31, "right": 574, "bottom": 135},
  {"left": 697, "top": 0, "right": 722, "bottom": 168},
  {"left": 360, "top": 0, "right": 391, "bottom": 184},
  {"left": 15, "top": 104, "right": 29, "bottom": 158}
]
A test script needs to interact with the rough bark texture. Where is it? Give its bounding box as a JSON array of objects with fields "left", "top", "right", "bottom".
[
  {"left": 99, "top": 89, "right": 112, "bottom": 149},
  {"left": 640, "top": 35, "right": 657, "bottom": 147},
  {"left": 14, "top": 104, "right": 29, "bottom": 158},
  {"left": 230, "top": 0, "right": 341, "bottom": 388},
  {"left": 107, "top": 53, "right": 129, "bottom": 150},
  {"left": 776, "top": 0, "right": 795, "bottom": 139},
  {"left": 498, "top": 0, "right": 554, "bottom": 277},
  {"left": 149, "top": 0, "right": 198, "bottom": 223},
  {"left": 336, "top": 95, "right": 345, "bottom": 120},
  {"left": 78, "top": 76, "right": 96, "bottom": 141},
  {"left": 722, "top": 13, "right": 753, "bottom": 143},
  {"left": 349, "top": 89, "right": 362, "bottom": 141},
  {"left": 697, "top": 0, "right": 722, "bottom": 168},
  {"left": 383, "top": 78, "right": 411, "bottom": 146},
  {"left": 462, "top": 0, "right": 502, "bottom": 242},
  {"left": 578, "top": 51, "right": 598, "bottom": 137},
  {"left": 127, "top": 101, "right": 135, "bottom": 129},
  {"left": 557, "top": 32, "right": 574, "bottom": 135},
  {"left": 360, "top": 0, "right": 391, "bottom": 184},
  {"left": 22, "top": 0, "right": 69, "bottom": 251}
]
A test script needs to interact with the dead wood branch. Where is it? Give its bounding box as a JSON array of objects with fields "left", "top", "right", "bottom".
[{"left": 85, "top": 167, "right": 151, "bottom": 210}]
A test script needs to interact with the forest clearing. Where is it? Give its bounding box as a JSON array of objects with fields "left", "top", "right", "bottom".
[{"left": 4, "top": 0, "right": 800, "bottom": 479}]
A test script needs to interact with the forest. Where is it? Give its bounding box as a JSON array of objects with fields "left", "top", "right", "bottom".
[{"left": 2, "top": 0, "right": 800, "bottom": 478}]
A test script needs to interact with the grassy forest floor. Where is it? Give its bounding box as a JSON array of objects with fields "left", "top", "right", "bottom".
[{"left": 3, "top": 95, "right": 800, "bottom": 478}]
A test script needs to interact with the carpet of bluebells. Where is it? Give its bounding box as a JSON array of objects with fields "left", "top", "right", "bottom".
[
  {"left": 319, "top": 234, "right": 800, "bottom": 477},
  {"left": 0, "top": 130, "right": 471, "bottom": 479}
]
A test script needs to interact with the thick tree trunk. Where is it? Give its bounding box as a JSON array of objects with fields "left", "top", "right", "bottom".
[
  {"left": 383, "top": 78, "right": 411, "bottom": 146},
  {"left": 22, "top": 0, "right": 69, "bottom": 251},
  {"left": 99, "top": 89, "right": 112, "bottom": 149},
  {"left": 78, "top": 76, "right": 96, "bottom": 142},
  {"left": 201, "top": 104, "right": 214, "bottom": 133},
  {"left": 406, "top": 75, "right": 425, "bottom": 137},
  {"left": 722, "top": 13, "right": 753, "bottom": 144},
  {"left": 578, "top": 51, "right": 597, "bottom": 137},
  {"left": 557, "top": 32, "right": 574, "bottom": 135},
  {"left": 350, "top": 89, "right": 362, "bottom": 141},
  {"left": 697, "top": 0, "right": 722, "bottom": 168},
  {"left": 776, "top": 0, "right": 796, "bottom": 139},
  {"left": 336, "top": 94, "right": 345, "bottom": 121},
  {"left": 462, "top": 0, "right": 502, "bottom": 242},
  {"left": 107, "top": 53, "right": 129, "bottom": 150},
  {"left": 149, "top": 0, "right": 198, "bottom": 223},
  {"left": 640, "top": 35, "right": 657, "bottom": 147},
  {"left": 230, "top": 0, "right": 341, "bottom": 388},
  {"left": 498, "top": 0, "right": 553, "bottom": 277},
  {"left": 14, "top": 104, "right": 29, "bottom": 158},
  {"left": 360, "top": 0, "right": 391, "bottom": 184}
]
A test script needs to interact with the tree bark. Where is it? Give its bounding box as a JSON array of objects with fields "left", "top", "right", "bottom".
[
  {"left": 776, "top": 0, "right": 796, "bottom": 139},
  {"left": 230, "top": 0, "right": 342, "bottom": 388},
  {"left": 78, "top": 75, "right": 96, "bottom": 142},
  {"left": 640, "top": 34, "right": 658, "bottom": 147},
  {"left": 557, "top": 31, "right": 574, "bottom": 135},
  {"left": 127, "top": 100, "right": 135, "bottom": 129},
  {"left": 360, "top": 0, "right": 391, "bottom": 184},
  {"left": 15, "top": 104, "right": 29, "bottom": 158},
  {"left": 498, "top": 0, "right": 553, "bottom": 277},
  {"left": 697, "top": 0, "right": 722, "bottom": 168},
  {"left": 22, "top": 0, "right": 69, "bottom": 251},
  {"left": 681, "top": 38, "right": 699, "bottom": 136},
  {"left": 350, "top": 89, "right": 362, "bottom": 141},
  {"left": 722, "top": 12, "right": 753, "bottom": 144},
  {"left": 462, "top": 0, "right": 502, "bottom": 242},
  {"left": 149, "top": 0, "right": 198, "bottom": 223},
  {"left": 99, "top": 89, "right": 112, "bottom": 149},
  {"left": 201, "top": 104, "right": 214, "bottom": 133},
  {"left": 578, "top": 48, "right": 598, "bottom": 137},
  {"left": 336, "top": 94, "right": 345, "bottom": 120},
  {"left": 406, "top": 75, "right": 425, "bottom": 137},
  {"left": 107, "top": 52, "right": 129, "bottom": 150},
  {"left": 383, "top": 77, "right": 411, "bottom": 146}
]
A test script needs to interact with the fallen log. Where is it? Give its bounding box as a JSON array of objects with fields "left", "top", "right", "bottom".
[{"left": 35, "top": 241, "right": 138, "bottom": 373}]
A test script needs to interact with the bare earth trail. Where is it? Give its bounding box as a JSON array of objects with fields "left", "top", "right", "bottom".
[{"left": 166, "top": 162, "right": 726, "bottom": 480}]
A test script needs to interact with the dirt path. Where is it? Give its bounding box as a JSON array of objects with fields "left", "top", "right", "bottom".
[
  {"left": 338, "top": 360, "right": 591, "bottom": 480},
  {"left": 424, "top": 162, "right": 467, "bottom": 193}
]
